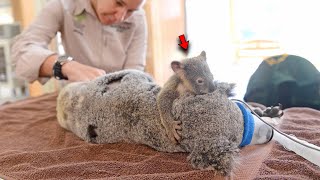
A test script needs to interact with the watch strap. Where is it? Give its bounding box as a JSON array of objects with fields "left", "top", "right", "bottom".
[{"left": 53, "top": 55, "right": 73, "bottom": 80}]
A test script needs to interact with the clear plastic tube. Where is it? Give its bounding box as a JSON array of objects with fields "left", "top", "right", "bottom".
[{"left": 250, "top": 115, "right": 273, "bottom": 145}]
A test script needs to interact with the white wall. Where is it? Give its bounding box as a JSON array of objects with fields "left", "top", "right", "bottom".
[{"left": 186, "top": 0, "right": 236, "bottom": 79}]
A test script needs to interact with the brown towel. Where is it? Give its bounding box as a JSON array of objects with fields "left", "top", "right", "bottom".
[
  {"left": 255, "top": 108, "right": 320, "bottom": 179},
  {"left": 0, "top": 93, "right": 319, "bottom": 179}
]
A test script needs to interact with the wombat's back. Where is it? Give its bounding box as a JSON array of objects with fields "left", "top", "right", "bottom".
[{"left": 56, "top": 71, "right": 183, "bottom": 152}]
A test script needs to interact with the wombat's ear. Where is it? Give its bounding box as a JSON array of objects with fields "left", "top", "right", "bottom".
[
  {"left": 171, "top": 61, "right": 184, "bottom": 73},
  {"left": 200, "top": 51, "right": 206, "bottom": 59}
]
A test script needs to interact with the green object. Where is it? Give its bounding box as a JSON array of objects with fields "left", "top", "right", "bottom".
[
  {"left": 244, "top": 54, "right": 320, "bottom": 109},
  {"left": 74, "top": 11, "right": 86, "bottom": 22}
]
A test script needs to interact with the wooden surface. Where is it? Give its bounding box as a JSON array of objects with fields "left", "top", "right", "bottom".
[
  {"left": 144, "top": 0, "right": 186, "bottom": 86},
  {"left": 11, "top": 0, "right": 35, "bottom": 29}
]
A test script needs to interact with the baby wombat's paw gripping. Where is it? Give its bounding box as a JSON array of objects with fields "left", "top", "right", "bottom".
[{"left": 165, "top": 120, "right": 182, "bottom": 143}]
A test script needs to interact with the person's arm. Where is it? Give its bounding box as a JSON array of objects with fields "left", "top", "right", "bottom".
[
  {"left": 122, "top": 10, "right": 147, "bottom": 71},
  {"left": 11, "top": 0, "right": 105, "bottom": 83},
  {"left": 11, "top": 0, "right": 64, "bottom": 83},
  {"left": 40, "top": 54, "right": 106, "bottom": 82},
  {"left": 39, "top": 54, "right": 57, "bottom": 78}
]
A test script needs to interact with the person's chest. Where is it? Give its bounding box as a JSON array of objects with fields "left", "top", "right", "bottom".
[{"left": 59, "top": 11, "right": 136, "bottom": 72}]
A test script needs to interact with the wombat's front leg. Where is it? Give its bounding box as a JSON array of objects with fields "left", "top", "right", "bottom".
[{"left": 157, "top": 88, "right": 182, "bottom": 144}]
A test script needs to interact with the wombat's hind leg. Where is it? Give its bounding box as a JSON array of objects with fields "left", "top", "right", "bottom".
[{"left": 187, "top": 137, "right": 239, "bottom": 176}]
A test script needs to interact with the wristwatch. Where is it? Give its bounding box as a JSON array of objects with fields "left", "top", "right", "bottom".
[{"left": 52, "top": 55, "right": 74, "bottom": 80}]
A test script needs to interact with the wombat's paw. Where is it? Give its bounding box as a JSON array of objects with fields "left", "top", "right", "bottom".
[
  {"left": 187, "top": 138, "right": 239, "bottom": 176},
  {"left": 165, "top": 120, "right": 182, "bottom": 144},
  {"left": 263, "top": 103, "right": 284, "bottom": 118}
]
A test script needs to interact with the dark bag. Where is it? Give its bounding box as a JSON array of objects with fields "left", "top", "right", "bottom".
[{"left": 244, "top": 54, "right": 320, "bottom": 109}]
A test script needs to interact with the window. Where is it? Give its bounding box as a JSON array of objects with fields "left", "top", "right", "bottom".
[
  {"left": 0, "top": 0, "right": 13, "bottom": 24},
  {"left": 186, "top": 0, "right": 320, "bottom": 100}
]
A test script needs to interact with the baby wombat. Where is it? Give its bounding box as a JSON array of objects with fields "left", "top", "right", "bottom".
[{"left": 157, "top": 51, "right": 216, "bottom": 143}]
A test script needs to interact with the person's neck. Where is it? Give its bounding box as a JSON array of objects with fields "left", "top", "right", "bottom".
[{"left": 89, "top": 0, "right": 99, "bottom": 18}]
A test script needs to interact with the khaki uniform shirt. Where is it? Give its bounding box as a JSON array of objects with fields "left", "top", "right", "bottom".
[{"left": 11, "top": 0, "right": 147, "bottom": 83}]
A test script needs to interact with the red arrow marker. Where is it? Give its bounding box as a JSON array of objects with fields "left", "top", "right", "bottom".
[{"left": 179, "top": 34, "right": 189, "bottom": 50}]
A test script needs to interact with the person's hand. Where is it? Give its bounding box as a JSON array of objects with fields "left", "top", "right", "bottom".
[{"left": 62, "top": 61, "right": 106, "bottom": 82}]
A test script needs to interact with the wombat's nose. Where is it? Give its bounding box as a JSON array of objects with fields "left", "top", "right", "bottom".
[{"left": 209, "top": 81, "right": 216, "bottom": 92}]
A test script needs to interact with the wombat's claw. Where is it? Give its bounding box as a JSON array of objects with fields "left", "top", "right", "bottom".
[
  {"left": 167, "top": 131, "right": 179, "bottom": 144},
  {"left": 167, "top": 121, "right": 182, "bottom": 144},
  {"left": 173, "top": 120, "right": 182, "bottom": 130},
  {"left": 173, "top": 120, "right": 182, "bottom": 141}
]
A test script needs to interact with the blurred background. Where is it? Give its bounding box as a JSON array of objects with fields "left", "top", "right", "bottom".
[{"left": 0, "top": 0, "right": 319, "bottom": 104}]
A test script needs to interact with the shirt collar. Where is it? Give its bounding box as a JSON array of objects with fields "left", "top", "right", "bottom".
[
  {"left": 73, "top": 0, "right": 135, "bottom": 24},
  {"left": 73, "top": 0, "right": 97, "bottom": 17}
]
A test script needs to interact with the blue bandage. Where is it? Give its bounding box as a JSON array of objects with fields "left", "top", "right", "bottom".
[{"left": 235, "top": 102, "right": 255, "bottom": 147}]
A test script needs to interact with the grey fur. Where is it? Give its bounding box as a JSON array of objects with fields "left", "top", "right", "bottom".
[
  {"left": 157, "top": 51, "right": 216, "bottom": 144},
  {"left": 57, "top": 69, "right": 244, "bottom": 175}
]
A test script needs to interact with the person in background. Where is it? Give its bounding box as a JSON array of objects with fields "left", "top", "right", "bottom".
[{"left": 11, "top": 0, "right": 147, "bottom": 83}]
